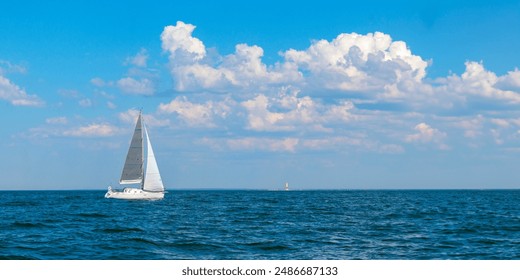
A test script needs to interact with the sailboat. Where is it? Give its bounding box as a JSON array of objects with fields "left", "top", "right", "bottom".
[{"left": 105, "top": 111, "right": 165, "bottom": 200}]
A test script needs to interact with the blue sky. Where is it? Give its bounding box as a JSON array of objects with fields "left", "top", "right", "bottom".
[{"left": 2, "top": 0, "right": 520, "bottom": 189}]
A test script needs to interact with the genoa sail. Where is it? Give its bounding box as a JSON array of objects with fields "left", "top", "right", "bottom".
[{"left": 142, "top": 126, "right": 164, "bottom": 192}]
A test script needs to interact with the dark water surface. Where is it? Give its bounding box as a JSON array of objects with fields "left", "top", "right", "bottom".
[{"left": 1, "top": 190, "right": 519, "bottom": 259}]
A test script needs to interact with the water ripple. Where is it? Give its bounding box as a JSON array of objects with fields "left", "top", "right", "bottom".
[{"left": 0, "top": 190, "right": 518, "bottom": 259}]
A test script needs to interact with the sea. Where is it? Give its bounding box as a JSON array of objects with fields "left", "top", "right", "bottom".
[{"left": 1, "top": 190, "right": 519, "bottom": 260}]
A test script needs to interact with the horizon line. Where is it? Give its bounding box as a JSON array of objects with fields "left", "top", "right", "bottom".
[{"left": 1, "top": 187, "right": 519, "bottom": 191}]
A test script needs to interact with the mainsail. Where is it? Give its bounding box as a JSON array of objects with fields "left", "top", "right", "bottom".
[
  {"left": 120, "top": 114, "right": 144, "bottom": 184},
  {"left": 143, "top": 126, "right": 164, "bottom": 192}
]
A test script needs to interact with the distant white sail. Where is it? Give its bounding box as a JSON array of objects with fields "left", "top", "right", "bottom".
[
  {"left": 143, "top": 125, "right": 164, "bottom": 192},
  {"left": 120, "top": 113, "right": 143, "bottom": 184}
]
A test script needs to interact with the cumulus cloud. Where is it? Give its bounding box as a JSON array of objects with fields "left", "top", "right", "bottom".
[
  {"left": 496, "top": 68, "right": 520, "bottom": 91},
  {"left": 161, "top": 21, "right": 206, "bottom": 62},
  {"left": 406, "top": 122, "right": 448, "bottom": 149},
  {"left": 0, "top": 75, "right": 44, "bottom": 106},
  {"left": 406, "top": 122, "right": 443, "bottom": 142},
  {"left": 284, "top": 32, "right": 428, "bottom": 93},
  {"left": 160, "top": 22, "right": 520, "bottom": 107},
  {"left": 241, "top": 88, "right": 355, "bottom": 132},
  {"left": 161, "top": 21, "right": 301, "bottom": 91},
  {"left": 241, "top": 93, "right": 325, "bottom": 132},
  {"left": 160, "top": 24, "right": 430, "bottom": 95},
  {"left": 158, "top": 96, "right": 232, "bottom": 127},
  {"left": 242, "top": 94, "right": 287, "bottom": 131},
  {"left": 155, "top": 22, "right": 520, "bottom": 153},
  {"left": 170, "top": 44, "right": 301, "bottom": 91},
  {"left": 438, "top": 61, "right": 520, "bottom": 103}
]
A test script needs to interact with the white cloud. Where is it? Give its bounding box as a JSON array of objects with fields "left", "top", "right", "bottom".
[
  {"left": 438, "top": 61, "right": 520, "bottom": 103},
  {"left": 46, "top": 117, "right": 68, "bottom": 125},
  {"left": 496, "top": 68, "right": 520, "bottom": 91},
  {"left": 117, "top": 77, "right": 154, "bottom": 95},
  {"left": 241, "top": 94, "right": 287, "bottom": 131},
  {"left": 406, "top": 122, "right": 448, "bottom": 149},
  {"left": 160, "top": 22, "right": 520, "bottom": 110},
  {"left": 161, "top": 21, "right": 301, "bottom": 91},
  {"left": 62, "top": 123, "right": 121, "bottom": 137},
  {"left": 283, "top": 32, "right": 428, "bottom": 93},
  {"left": 171, "top": 63, "right": 231, "bottom": 91},
  {"left": 118, "top": 109, "right": 140, "bottom": 124},
  {"left": 125, "top": 48, "right": 149, "bottom": 67},
  {"left": 25, "top": 111, "right": 166, "bottom": 142},
  {"left": 490, "top": 118, "right": 510, "bottom": 128},
  {"left": 406, "top": 122, "right": 443, "bottom": 142},
  {"left": 0, "top": 75, "right": 44, "bottom": 106},
  {"left": 241, "top": 88, "right": 355, "bottom": 132},
  {"left": 93, "top": 63, "right": 158, "bottom": 97},
  {"left": 161, "top": 21, "right": 206, "bottom": 62},
  {"left": 168, "top": 44, "right": 301, "bottom": 91},
  {"left": 158, "top": 96, "right": 231, "bottom": 127},
  {"left": 156, "top": 22, "right": 520, "bottom": 153}
]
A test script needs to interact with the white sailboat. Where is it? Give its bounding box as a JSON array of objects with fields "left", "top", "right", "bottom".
[{"left": 105, "top": 111, "right": 165, "bottom": 200}]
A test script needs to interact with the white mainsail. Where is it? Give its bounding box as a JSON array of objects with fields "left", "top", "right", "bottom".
[
  {"left": 120, "top": 113, "right": 143, "bottom": 184},
  {"left": 142, "top": 125, "right": 164, "bottom": 192}
]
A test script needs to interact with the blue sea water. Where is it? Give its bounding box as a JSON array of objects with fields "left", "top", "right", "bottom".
[{"left": 0, "top": 190, "right": 519, "bottom": 260}]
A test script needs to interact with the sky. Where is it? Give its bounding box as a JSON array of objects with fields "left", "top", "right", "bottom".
[{"left": 2, "top": 0, "right": 520, "bottom": 190}]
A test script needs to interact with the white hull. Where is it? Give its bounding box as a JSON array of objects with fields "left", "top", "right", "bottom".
[{"left": 105, "top": 187, "right": 164, "bottom": 200}]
